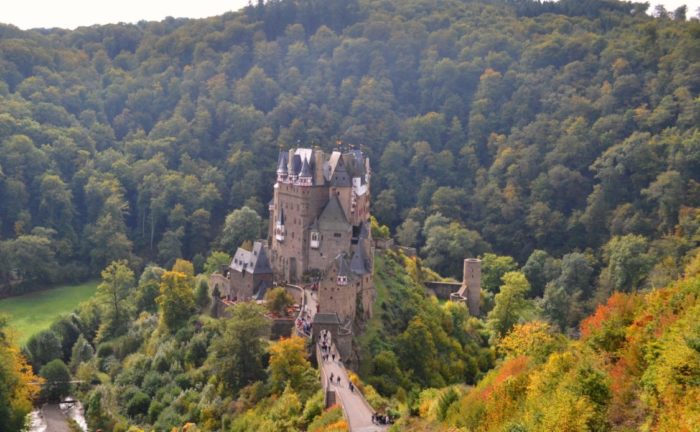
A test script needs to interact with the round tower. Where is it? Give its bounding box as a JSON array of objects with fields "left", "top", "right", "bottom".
[{"left": 462, "top": 258, "right": 481, "bottom": 317}]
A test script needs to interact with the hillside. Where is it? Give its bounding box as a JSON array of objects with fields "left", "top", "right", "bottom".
[
  {"left": 0, "top": 0, "right": 700, "bottom": 430},
  {"left": 408, "top": 254, "right": 700, "bottom": 431},
  {"left": 0, "top": 0, "right": 698, "bottom": 296}
]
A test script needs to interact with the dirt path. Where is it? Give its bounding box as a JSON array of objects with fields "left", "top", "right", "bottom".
[{"left": 41, "top": 404, "right": 70, "bottom": 432}]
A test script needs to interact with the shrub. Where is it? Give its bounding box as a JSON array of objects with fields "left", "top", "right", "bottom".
[{"left": 126, "top": 391, "right": 150, "bottom": 417}]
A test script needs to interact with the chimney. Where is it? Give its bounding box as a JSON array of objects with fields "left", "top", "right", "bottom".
[
  {"left": 314, "top": 148, "right": 325, "bottom": 185},
  {"left": 462, "top": 258, "right": 481, "bottom": 316}
]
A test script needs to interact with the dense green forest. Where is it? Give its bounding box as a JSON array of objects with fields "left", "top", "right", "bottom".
[
  {"left": 1, "top": 0, "right": 700, "bottom": 430},
  {"left": 1, "top": 0, "right": 698, "bottom": 295}
]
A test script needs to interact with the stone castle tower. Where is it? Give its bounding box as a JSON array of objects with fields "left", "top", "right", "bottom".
[
  {"left": 268, "top": 147, "right": 375, "bottom": 330},
  {"left": 450, "top": 258, "right": 481, "bottom": 316}
]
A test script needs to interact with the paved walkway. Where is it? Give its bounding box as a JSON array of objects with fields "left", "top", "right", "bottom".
[
  {"left": 319, "top": 348, "right": 387, "bottom": 432},
  {"left": 296, "top": 285, "right": 388, "bottom": 431}
]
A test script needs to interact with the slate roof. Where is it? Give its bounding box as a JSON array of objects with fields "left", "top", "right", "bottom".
[
  {"left": 253, "top": 279, "right": 273, "bottom": 300},
  {"left": 318, "top": 196, "right": 351, "bottom": 232},
  {"left": 324, "top": 151, "right": 343, "bottom": 181},
  {"left": 299, "top": 156, "right": 313, "bottom": 178},
  {"left": 335, "top": 253, "right": 351, "bottom": 277},
  {"left": 291, "top": 154, "right": 302, "bottom": 176},
  {"left": 330, "top": 159, "right": 352, "bottom": 187},
  {"left": 277, "top": 151, "right": 288, "bottom": 173},
  {"left": 229, "top": 241, "right": 272, "bottom": 275},
  {"left": 313, "top": 312, "right": 340, "bottom": 325},
  {"left": 358, "top": 221, "right": 370, "bottom": 239},
  {"left": 350, "top": 246, "right": 370, "bottom": 275}
]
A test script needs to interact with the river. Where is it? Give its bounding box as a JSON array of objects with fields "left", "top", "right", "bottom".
[{"left": 26, "top": 399, "right": 87, "bottom": 432}]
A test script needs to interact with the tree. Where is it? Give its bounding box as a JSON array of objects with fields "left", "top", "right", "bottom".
[
  {"left": 38, "top": 173, "right": 74, "bottom": 235},
  {"left": 522, "top": 250, "right": 560, "bottom": 298},
  {"left": 69, "top": 334, "right": 93, "bottom": 371},
  {"left": 268, "top": 336, "right": 318, "bottom": 400},
  {"left": 50, "top": 316, "right": 81, "bottom": 362},
  {"left": 135, "top": 265, "right": 163, "bottom": 313},
  {"left": 265, "top": 287, "right": 295, "bottom": 316},
  {"left": 158, "top": 228, "right": 184, "bottom": 268},
  {"left": 194, "top": 277, "right": 211, "bottom": 310},
  {"left": 498, "top": 321, "right": 564, "bottom": 363},
  {"left": 204, "top": 251, "right": 231, "bottom": 275},
  {"left": 96, "top": 260, "right": 135, "bottom": 338},
  {"left": 600, "top": 235, "right": 654, "bottom": 293},
  {"left": 7, "top": 233, "right": 58, "bottom": 285},
  {"left": 220, "top": 206, "right": 261, "bottom": 252},
  {"left": 396, "top": 218, "right": 420, "bottom": 247},
  {"left": 171, "top": 258, "right": 195, "bottom": 287},
  {"left": 487, "top": 272, "right": 533, "bottom": 338},
  {"left": 397, "top": 317, "right": 441, "bottom": 388},
  {"left": 642, "top": 170, "right": 683, "bottom": 233},
  {"left": 86, "top": 211, "right": 133, "bottom": 273},
  {"left": 373, "top": 189, "right": 398, "bottom": 227},
  {"left": 156, "top": 271, "right": 196, "bottom": 333},
  {"left": 481, "top": 253, "right": 518, "bottom": 294},
  {"left": 423, "top": 220, "right": 491, "bottom": 278},
  {"left": 24, "top": 329, "right": 62, "bottom": 371},
  {"left": 211, "top": 302, "right": 271, "bottom": 393},
  {"left": 40, "top": 359, "right": 71, "bottom": 402},
  {"left": 0, "top": 318, "right": 42, "bottom": 432}
]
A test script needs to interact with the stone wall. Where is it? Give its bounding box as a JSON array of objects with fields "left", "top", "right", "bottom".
[
  {"left": 269, "top": 317, "right": 295, "bottom": 339},
  {"left": 424, "top": 281, "right": 461, "bottom": 300},
  {"left": 208, "top": 273, "right": 230, "bottom": 298}
]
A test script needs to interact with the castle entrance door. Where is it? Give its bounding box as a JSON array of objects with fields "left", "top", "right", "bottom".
[{"left": 289, "top": 257, "right": 297, "bottom": 282}]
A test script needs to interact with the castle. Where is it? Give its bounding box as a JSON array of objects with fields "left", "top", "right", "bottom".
[
  {"left": 213, "top": 146, "right": 375, "bottom": 348},
  {"left": 269, "top": 147, "right": 375, "bottom": 328}
]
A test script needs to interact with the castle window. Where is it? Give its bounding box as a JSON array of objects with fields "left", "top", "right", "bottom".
[
  {"left": 334, "top": 233, "right": 341, "bottom": 238},
  {"left": 310, "top": 231, "right": 320, "bottom": 249}
]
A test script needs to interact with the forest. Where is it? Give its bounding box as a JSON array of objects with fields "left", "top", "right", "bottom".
[{"left": 0, "top": 0, "right": 699, "bottom": 430}]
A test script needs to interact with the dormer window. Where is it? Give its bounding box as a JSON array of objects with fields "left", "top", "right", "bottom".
[
  {"left": 310, "top": 231, "right": 320, "bottom": 249},
  {"left": 336, "top": 275, "right": 348, "bottom": 286}
]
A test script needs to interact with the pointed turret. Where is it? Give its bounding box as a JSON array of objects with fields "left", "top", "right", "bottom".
[
  {"left": 276, "top": 151, "right": 289, "bottom": 182},
  {"left": 350, "top": 247, "right": 369, "bottom": 275},
  {"left": 298, "top": 157, "right": 313, "bottom": 186}
]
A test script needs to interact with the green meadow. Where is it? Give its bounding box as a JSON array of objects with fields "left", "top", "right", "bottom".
[{"left": 0, "top": 280, "right": 99, "bottom": 345}]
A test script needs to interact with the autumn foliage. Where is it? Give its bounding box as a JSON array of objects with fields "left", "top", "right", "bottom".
[{"left": 436, "top": 275, "right": 700, "bottom": 431}]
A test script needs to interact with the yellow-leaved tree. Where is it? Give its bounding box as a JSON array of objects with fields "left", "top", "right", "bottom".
[{"left": 0, "top": 317, "right": 43, "bottom": 432}]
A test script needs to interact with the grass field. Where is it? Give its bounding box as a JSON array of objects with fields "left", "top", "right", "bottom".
[{"left": 0, "top": 280, "right": 99, "bottom": 345}]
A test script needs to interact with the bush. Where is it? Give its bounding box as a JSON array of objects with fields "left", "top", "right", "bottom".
[
  {"left": 96, "top": 342, "right": 114, "bottom": 357},
  {"left": 126, "top": 391, "right": 150, "bottom": 417},
  {"left": 185, "top": 333, "right": 208, "bottom": 367},
  {"left": 25, "top": 329, "right": 63, "bottom": 370},
  {"left": 40, "top": 359, "right": 71, "bottom": 401},
  {"left": 142, "top": 371, "right": 169, "bottom": 397},
  {"left": 148, "top": 400, "right": 165, "bottom": 423},
  {"left": 264, "top": 287, "right": 295, "bottom": 316}
]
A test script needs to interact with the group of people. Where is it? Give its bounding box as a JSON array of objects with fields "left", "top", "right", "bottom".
[
  {"left": 328, "top": 372, "right": 341, "bottom": 386},
  {"left": 295, "top": 317, "right": 311, "bottom": 335},
  {"left": 319, "top": 330, "right": 341, "bottom": 363},
  {"left": 371, "top": 413, "right": 393, "bottom": 425}
]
